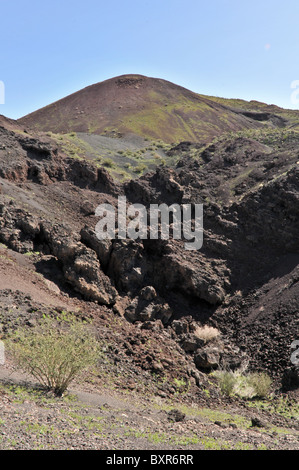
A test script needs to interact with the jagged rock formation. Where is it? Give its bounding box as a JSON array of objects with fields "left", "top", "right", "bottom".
[{"left": 0, "top": 115, "right": 298, "bottom": 390}]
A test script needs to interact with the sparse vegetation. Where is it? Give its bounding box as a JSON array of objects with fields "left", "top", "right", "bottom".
[
  {"left": 215, "top": 370, "right": 236, "bottom": 396},
  {"left": 102, "top": 158, "right": 115, "bottom": 168},
  {"left": 213, "top": 370, "right": 272, "bottom": 399},
  {"left": 1, "top": 75, "right": 298, "bottom": 451},
  {"left": 24, "top": 251, "right": 40, "bottom": 257},
  {"left": 193, "top": 325, "right": 220, "bottom": 344},
  {"left": 5, "top": 313, "right": 101, "bottom": 396},
  {"left": 133, "top": 163, "right": 146, "bottom": 174},
  {"left": 246, "top": 372, "right": 273, "bottom": 398}
]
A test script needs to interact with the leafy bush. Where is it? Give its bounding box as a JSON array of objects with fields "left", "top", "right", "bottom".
[{"left": 6, "top": 313, "right": 100, "bottom": 396}]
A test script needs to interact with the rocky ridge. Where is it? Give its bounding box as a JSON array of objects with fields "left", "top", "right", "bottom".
[{"left": 0, "top": 118, "right": 298, "bottom": 394}]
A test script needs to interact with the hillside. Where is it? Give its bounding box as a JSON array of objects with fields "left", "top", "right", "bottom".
[
  {"left": 18, "top": 74, "right": 299, "bottom": 182},
  {"left": 0, "top": 114, "right": 298, "bottom": 381},
  {"left": 18, "top": 74, "right": 269, "bottom": 144},
  {"left": 203, "top": 94, "right": 299, "bottom": 129},
  {"left": 0, "top": 76, "right": 298, "bottom": 450}
]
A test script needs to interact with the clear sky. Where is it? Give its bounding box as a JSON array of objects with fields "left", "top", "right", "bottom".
[{"left": 1, "top": 0, "right": 299, "bottom": 119}]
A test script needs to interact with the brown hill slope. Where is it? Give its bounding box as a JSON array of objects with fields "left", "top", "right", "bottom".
[
  {"left": 0, "top": 114, "right": 24, "bottom": 133},
  {"left": 203, "top": 95, "right": 299, "bottom": 129},
  {"left": 18, "top": 74, "right": 267, "bottom": 144}
]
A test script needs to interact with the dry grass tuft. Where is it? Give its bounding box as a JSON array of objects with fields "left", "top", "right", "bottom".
[{"left": 193, "top": 325, "right": 220, "bottom": 344}]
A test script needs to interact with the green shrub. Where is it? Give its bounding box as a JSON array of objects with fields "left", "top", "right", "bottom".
[
  {"left": 213, "top": 370, "right": 272, "bottom": 399},
  {"left": 246, "top": 372, "right": 272, "bottom": 398},
  {"left": 133, "top": 164, "right": 146, "bottom": 174},
  {"left": 5, "top": 313, "right": 100, "bottom": 396},
  {"left": 102, "top": 158, "right": 115, "bottom": 168},
  {"left": 215, "top": 371, "right": 236, "bottom": 396}
]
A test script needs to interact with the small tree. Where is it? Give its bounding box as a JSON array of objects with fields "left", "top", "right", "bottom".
[{"left": 6, "top": 313, "right": 101, "bottom": 396}]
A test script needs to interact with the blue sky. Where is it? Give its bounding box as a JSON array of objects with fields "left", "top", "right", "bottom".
[{"left": 1, "top": 0, "right": 299, "bottom": 119}]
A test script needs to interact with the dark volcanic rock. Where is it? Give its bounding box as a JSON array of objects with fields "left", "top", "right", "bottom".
[{"left": 0, "top": 118, "right": 298, "bottom": 390}]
